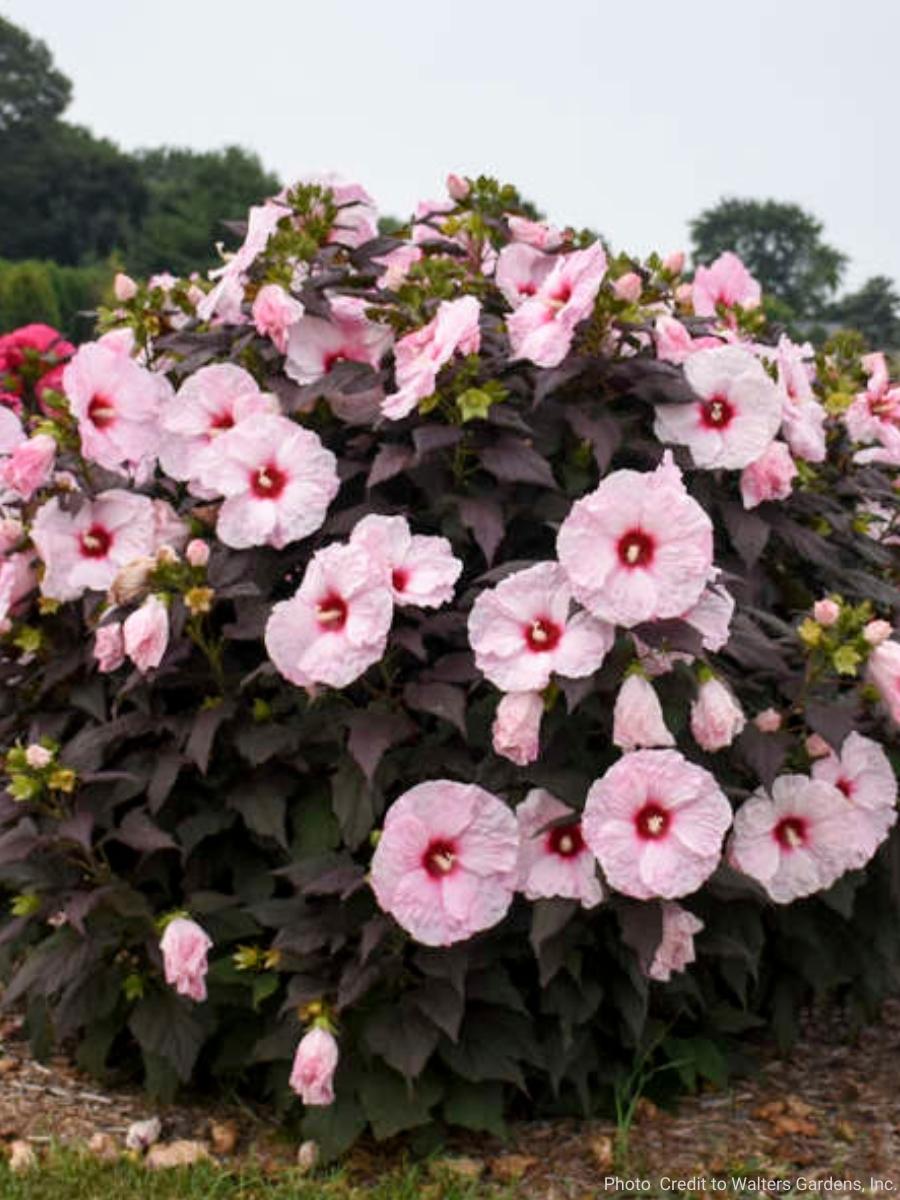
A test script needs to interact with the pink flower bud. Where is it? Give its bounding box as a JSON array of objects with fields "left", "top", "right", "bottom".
[
  {"left": 675, "top": 283, "right": 693, "bottom": 306},
  {"left": 446, "top": 173, "right": 470, "bottom": 202},
  {"left": 113, "top": 273, "right": 138, "bottom": 302},
  {"left": 123, "top": 595, "right": 169, "bottom": 674},
  {"left": 864, "top": 619, "right": 892, "bottom": 646},
  {"left": 159, "top": 917, "right": 212, "bottom": 1003},
  {"left": 492, "top": 691, "right": 543, "bottom": 766},
  {"left": 613, "top": 673, "right": 674, "bottom": 751},
  {"left": 93, "top": 623, "right": 125, "bottom": 673},
  {"left": 664, "top": 251, "right": 685, "bottom": 275},
  {"left": 813, "top": 599, "right": 840, "bottom": 627},
  {"left": 753, "top": 708, "right": 782, "bottom": 733},
  {"left": 690, "top": 678, "right": 745, "bottom": 751},
  {"left": 613, "top": 272, "right": 642, "bottom": 303},
  {"left": 805, "top": 733, "right": 831, "bottom": 759},
  {"left": 185, "top": 539, "right": 210, "bottom": 568},
  {"left": 24, "top": 744, "right": 52, "bottom": 769},
  {"left": 289, "top": 1027, "right": 338, "bottom": 1106}
]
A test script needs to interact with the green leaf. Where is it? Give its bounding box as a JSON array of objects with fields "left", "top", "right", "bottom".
[
  {"left": 443, "top": 1080, "right": 506, "bottom": 1137},
  {"left": 252, "top": 972, "right": 280, "bottom": 1010},
  {"left": 128, "top": 990, "right": 206, "bottom": 1082},
  {"left": 358, "top": 1065, "right": 443, "bottom": 1140}
]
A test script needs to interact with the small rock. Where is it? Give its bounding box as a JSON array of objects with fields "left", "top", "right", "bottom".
[
  {"left": 209, "top": 1119, "right": 238, "bottom": 1156},
  {"left": 296, "top": 1140, "right": 319, "bottom": 1173},
  {"left": 8, "top": 1141, "right": 37, "bottom": 1173},
  {"left": 87, "top": 1132, "right": 120, "bottom": 1162},
  {"left": 490, "top": 1154, "right": 538, "bottom": 1181},
  {"left": 429, "top": 1156, "right": 484, "bottom": 1181},
  {"left": 589, "top": 1135, "right": 614, "bottom": 1168},
  {"left": 0, "top": 1057, "right": 18, "bottom": 1076},
  {"left": 125, "top": 1117, "right": 162, "bottom": 1152},
  {"left": 145, "top": 1140, "right": 211, "bottom": 1171}
]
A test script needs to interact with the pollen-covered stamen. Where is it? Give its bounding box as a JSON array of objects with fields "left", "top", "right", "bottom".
[
  {"left": 525, "top": 616, "right": 562, "bottom": 653},
  {"left": 548, "top": 822, "right": 584, "bottom": 858},
  {"left": 78, "top": 524, "right": 112, "bottom": 558},
  {"left": 700, "top": 394, "right": 735, "bottom": 429},
  {"left": 87, "top": 394, "right": 116, "bottom": 428},
  {"left": 322, "top": 350, "right": 348, "bottom": 374},
  {"left": 315, "top": 593, "right": 348, "bottom": 632},
  {"left": 617, "top": 529, "right": 655, "bottom": 568},
  {"left": 423, "top": 838, "right": 458, "bottom": 878},
  {"left": 635, "top": 802, "right": 670, "bottom": 840},
  {"left": 774, "top": 816, "right": 807, "bottom": 850},
  {"left": 250, "top": 462, "right": 287, "bottom": 499}
]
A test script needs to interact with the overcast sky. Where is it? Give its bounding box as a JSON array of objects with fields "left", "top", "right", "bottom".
[{"left": 7, "top": 0, "right": 895, "bottom": 291}]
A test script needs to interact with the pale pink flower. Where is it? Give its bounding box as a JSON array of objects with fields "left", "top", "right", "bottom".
[
  {"left": 64, "top": 341, "right": 169, "bottom": 477},
  {"left": 515, "top": 788, "right": 602, "bottom": 908},
  {"left": 845, "top": 353, "right": 900, "bottom": 444},
  {"left": 495, "top": 243, "right": 554, "bottom": 308},
  {"left": 739, "top": 441, "right": 797, "bottom": 509},
  {"left": 468, "top": 561, "right": 614, "bottom": 691},
  {"left": 313, "top": 174, "right": 378, "bottom": 248},
  {"left": 197, "top": 414, "right": 338, "bottom": 550},
  {"left": 31, "top": 491, "right": 157, "bottom": 602},
  {"left": 663, "top": 251, "right": 685, "bottom": 275},
  {"left": 349, "top": 514, "right": 462, "bottom": 608},
  {"left": 374, "top": 243, "right": 422, "bottom": 290},
  {"left": 507, "top": 215, "right": 563, "bottom": 251},
  {"left": 771, "top": 335, "right": 826, "bottom": 463},
  {"left": 198, "top": 201, "right": 285, "bottom": 322},
  {"left": 160, "top": 917, "right": 212, "bottom": 1002},
  {"left": 382, "top": 296, "right": 481, "bottom": 420},
  {"left": 853, "top": 422, "right": 900, "bottom": 467},
  {"left": 648, "top": 903, "right": 704, "bottom": 981},
  {"left": 93, "top": 623, "right": 125, "bottom": 673},
  {"left": 0, "top": 550, "right": 36, "bottom": 631},
  {"left": 867, "top": 640, "right": 900, "bottom": 724},
  {"left": 682, "top": 581, "right": 735, "bottom": 653},
  {"left": 370, "top": 780, "right": 519, "bottom": 946},
  {"left": 812, "top": 732, "right": 898, "bottom": 868},
  {"left": 185, "top": 539, "right": 210, "bottom": 568},
  {"left": 656, "top": 345, "right": 782, "bottom": 469},
  {"left": 446, "top": 173, "right": 470, "bottom": 201},
  {"left": 0, "top": 406, "right": 24, "bottom": 454},
  {"left": 692, "top": 252, "right": 761, "bottom": 316},
  {"left": 690, "top": 677, "right": 745, "bottom": 751},
  {"left": 113, "top": 273, "right": 138, "bottom": 302},
  {"left": 582, "top": 749, "right": 732, "bottom": 900},
  {"left": 252, "top": 284, "right": 304, "bottom": 353},
  {"left": 285, "top": 295, "right": 392, "bottom": 387},
  {"left": 556, "top": 454, "right": 713, "bottom": 627},
  {"left": 805, "top": 733, "right": 832, "bottom": 760},
  {"left": 506, "top": 242, "right": 606, "bottom": 368},
  {"left": 675, "top": 283, "right": 694, "bottom": 306},
  {"left": 653, "top": 316, "right": 720, "bottom": 365},
  {"left": 265, "top": 541, "right": 393, "bottom": 689},
  {"left": 123, "top": 595, "right": 169, "bottom": 673},
  {"left": 864, "top": 619, "right": 893, "bottom": 647},
  {"left": 492, "top": 691, "right": 543, "bottom": 766},
  {"left": 612, "top": 673, "right": 675, "bottom": 750},
  {"left": 159, "top": 363, "right": 279, "bottom": 485},
  {"left": 813, "top": 598, "right": 840, "bottom": 627},
  {"left": 728, "top": 775, "right": 855, "bottom": 903},
  {"left": 613, "top": 272, "right": 642, "bottom": 303},
  {"left": 754, "top": 708, "right": 783, "bottom": 733},
  {"left": 24, "top": 744, "right": 52, "bottom": 769},
  {"left": 151, "top": 499, "right": 188, "bottom": 554},
  {"left": 1, "top": 434, "right": 55, "bottom": 500},
  {"left": 290, "top": 1028, "right": 339, "bottom": 1106}
]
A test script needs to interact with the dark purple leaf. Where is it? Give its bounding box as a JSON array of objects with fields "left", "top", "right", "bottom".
[
  {"left": 368, "top": 443, "right": 414, "bottom": 488},
  {"left": 347, "top": 709, "right": 414, "bottom": 782},
  {"left": 481, "top": 437, "right": 557, "bottom": 488},
  {"left": 112, "top": 810, "right": 178, "bottom": 856},
  {"left": 404, "top": 682, "right": 468, "bottom": 736},
  {"left": 185, "top": 701, "right": 235, "bottom": 776},
  {"left": 459, "top": 497, "right": 504, "bottom": 565}
]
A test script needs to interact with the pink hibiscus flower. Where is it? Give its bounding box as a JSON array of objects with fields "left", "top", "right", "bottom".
[
  {"left": 655, "top": 345, "right": 782, "bottom": 469},
  {"left": 515, "top": 788, "right": 602, "bottom": 909},
  {"left": 691, "top": 252, "right": 761, "bottom": 316},
  {"left": 197, "top": 413, "right": 339, "bottom": 550},
  {"left": 771, "top": 335, "right": 826, "bottom": 463},
  {"left": 0, "top": 406, "right": 24, "bottom": 455},
  {"left": 506, "top": 242, "right": 606, "bottom": 368},
  {"left": 252, "top": 283, "right": 304, "bottom": 353},
  {"left": 506, "top": 215, "right": 563, "bottom": 251},
  {"left": 374, "top": 243, "right": 423, "bottom": 291},
  {"left": 468, "top": 561, "right": 614, "bottom": 691},
  {"left": 285, "top": 296, "right": 393, "bottom": 387},
  {"left": 123, "top": 595, "right": 169, "bottom": 673},
  {"left": 159, "top": 917, "right": 212, "bottom": 1003},
  {"left": 739, "top": 441, "right": 797, "bottom": 509},
  {"left": 64, "top": 341, "right": 170, "bottom": 478},
  {"left": 349, "top": 514, "right": 462, "bottom": 608},
  {"left": 556, "top": 454, "right": 713, "bottom": 628},
  {"left": 648, "top": 903, "right": 704, "bottom": 981},
  {"left": 265, "top": 541, "right": 393, "bottom": 689},
  {"left": 0, "top": 549, "right": 37, "bottom": 632},
  {"left": 812, "top": 732, "right": 898, "bottom": 868},
  {"left": 492, "top": 691, "right": 543, "bottom": 766},
  {"left": 867, "top": 640, "right": 900, "bottom": 724},
  {"left": 370, "top": 780, "right": 519, "bottom": 946},
  {"left": 1, "top": 434, "right": 56, "bottom": 501},
  {"left": 159, "top": 364, "right": 280, "bottom": 485},
  {"left": 845, "top": 352, "right": 900, "bottom": 444},
  {"left": 382, "top": 296, "right": 481, "bottom": 420},
  {"left": 31, "top": 491, "right": 158, "bottom": 602},
  {"left": 582, "top": 749, "right": 732, "bottom": 900},
  {"left": 728, "top": 775, "right": 855, "bottom": 903},
  {"left": 494, "top": 243, "right": 555, "bottom": 308}
]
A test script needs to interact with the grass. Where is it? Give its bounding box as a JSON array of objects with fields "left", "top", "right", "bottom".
[{"left": 0, "top": 1147, "right": 514, "bottom": 1200}]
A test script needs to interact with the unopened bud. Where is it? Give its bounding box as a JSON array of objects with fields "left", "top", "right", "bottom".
[
  {"left": 185, "top": 539, "right": 209, "bottom": 568},
  {"left": 613, "top": 272, "right": 642, "bottom": 303},
  {"left": 753, "top": 708, "right": 782, "bottom": 734},
  {"left": 114, "top": 273, "right": 138, "bottom": 302},
  {"left": 446, "top": 173, "right": 470, "bottom": 202},
  {"left": 863, "top": 619, "right": 893, "bottom": 646},
  {"left": 664, "top": 250, "right": 685, "bottom": 275}
]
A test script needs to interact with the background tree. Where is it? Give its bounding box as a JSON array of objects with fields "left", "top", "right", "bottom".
[
  {"left": 828, "top": 275, "right": 900, "bottom": 349},
  {"left": 0, "top": 15, "right": 71, "bottom": 132},
  {"left": 690, "top": 198, "right": 847, "bottom": 320}
]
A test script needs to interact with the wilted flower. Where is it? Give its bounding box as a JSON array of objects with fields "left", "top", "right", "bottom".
[
  {"left": 123, "top": 595, "right": 169, "bottom": 673},
  {"left": 382, "top": 296, "right": 481, "bottom": 420},
  {"left": 251, "top": 283, "right": 303, "bottom": 353},
  {"left": 648, "top": 903, "right": 704, "bottom": 982},
  {"left": 93, "top": 623, "right": 125, "bottom": 673},
  {"left": 1, "top": 434, "right": 56, "bottom": 500},
  {"left": 160, "top": 917, "right": 212, "bottom": 1002},
  {"left": 506, "top": 242, "right": 606, "bottom": 367},
  {"left": 612, "top": 673, "right": 674, "bottom": 751},
  {"left": 690, "top": 677, "right": 745, "bottom": 751},
  {"left": 739, "top": 441, "right": 797, "bottom": 509},
  {"left": 289, "top": 1027, "right": 339, "bottom": 1106},
  {"left": 492, "top": 690, "right": 543, "bottom": 766}
]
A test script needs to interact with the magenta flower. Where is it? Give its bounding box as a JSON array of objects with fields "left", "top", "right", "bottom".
[
  {"left": 159, "top": 364, "right": 279, "bottom": 485},
  {"left": 93, "top": 622, "right": 125, "bottom": 673},
  {"left": 290, "top": 1027, "right": 339, "bottom": 1106},
  {"left": 692, "top": 252, "right": 761, "bottom": 316},
  {"left": 370, "top": 780, "right": 519, "bottom": 946},
  {"left": 656, "top": 346, "right": 782, "bottom": 470},
  {"left": 160, "top": 917, "right": 212, "bottom": 1003},
  {"left": 648, "top": 903, "right": 704, "bottom": 982},
  {"left": 1, "top": 434, "right": 55, "bottom": 500},
  {"left": 64, "top": 341, "right": 170, "bottom": 479},
  {"left": 515, "top": 788, "right": 602, "bottom": 909},
  {"left": 197, "top": 413, "right": 338, "bottom": 550},
  {"left": 468, "top": 561, "right": 614, "bottom": 691},
  {"left": 252, "top": 283, "right": 304, "bottom": 353},
  {"left": 582, "top": 749, "right": 732, "bottom": 900},
  {"left": 506, "top": 242, "right": 606, "bottom": 368},
  {"left": 382, "top": 296, "right": 481, "bottom": 420},
  {"left": 265, "top": 542, "right": 393, "bottom": 689},
  {"left": 867, "top": 640, "right": 900, "bottom": 725},
  {"left": 556, "top": 454, "right": 713, "bottom": 628},
  {"left": 690, "top": 677, "right": 745, "bottom": 751},
  {"left": 123, "top": 595, "right": 169, "bottom": 674},
  {"left": 612, "top": 673, "right": 675, "bottom": 751},
  {"left": 285, "top": 296, "right": 393, "bottom": 387},
  {"left": 812, "top": 733, "right": 898, "bottom": 868},
  {"left": 728, "top": 775, "right": 855, "bottom": 903},
  {"left": 349, "top": 514, "right": 462, "bottom": 608},
  {"left": 31, "top": 491, "right": 157, "bottom": 602},
  {"left": 492, "top": 690, "right": 543, "bottom": 766}
]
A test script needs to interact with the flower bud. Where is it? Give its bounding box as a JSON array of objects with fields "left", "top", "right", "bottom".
[
  {"left": 185, "top": 539, "right": 210, "bottom": 568},
  {"left": 114, "top": 273, "right": 138, "bottom": 302},
  {"left": 446, "top": 173, "right": 470, "bottom": 202},
  {"left": 805, "top": 733, "right": 831, "bottom": 759},
  {"left": 690, "top": 677, "right": 745, "bottom": 751},
  {"left": 664, "top": 250, "right": 685, "bottom": 275},
  {"left": 613, "top": 673, "right": 674, "bottom": 751},
  {"left": 753, "top": 708, "right": 782, "bottom": 733},
  {"left": 24, "top": 744, "right": 52, "bottom": 769},
  {"left": 613, "top": 272, "right": 642, "bottom": 303},
  {"left": 675, "top": 282, "right": 693, "bottom": 306},
  {"left": 863, "top": 619, "right": 892, "bottom": 646},
  {"left": 290, "top": 1028, "right": 338, "bottom": 1106},
  {"left": 813, "top": 598, "right": 840, "bottom": 627}
]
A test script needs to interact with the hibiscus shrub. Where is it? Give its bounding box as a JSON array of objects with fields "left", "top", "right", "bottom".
[{"left": 1, "top": 175, "right": 899, "bottom": 1157}]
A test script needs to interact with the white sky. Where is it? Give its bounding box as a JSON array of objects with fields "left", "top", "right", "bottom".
[{"left": 6, "top": 0, "right": 895, "bottom": 291}]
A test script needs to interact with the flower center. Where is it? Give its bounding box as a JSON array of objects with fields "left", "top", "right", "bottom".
[
  {"left": 635, "top": 802, "right": 670, "bottom": 840},
  {"left": 315, "top": 592, "right": 348, "bottom": 632},
  {"left": 835, "top": 777, "right": 855, "bottom": 799},
  {"left": 774, "top": 816, "right": 807, "bottom": 850},
  {"left": 79, "top": 523, "right": 112, "bottom": 559},
  {"left": 250, "top": 462, "right": 287, "bottom": 499},
  {"left": 617, "top": 529, "right": 655, "bottom": 568},
  {"left": 392, "top": 567, "right": 409, "bottom": 593},
  {"left": 518, "top": 282, "right": 537, "bottom": 297},
  {"left": 209, "top": 410, "right": 235, "bottom": 432},
  {"left": 87, "top": 393, "right": 116, "bottom": 429},
  {"left": 548, "top": 822, "right": 584, "bottom": 858},
  {"left": 525, "top": 616, "right": 562, "bottom": 653},
  {"left": 423, "top": 838, "right": 458, "bottom": 878},
  {"left": 550, "top": 280, "right": 572, "bottom": 307},
  {"left": 323, "top": 350, "right": 348, "bottom": 374},
  {"left": 700, "top": 394, "right": 735, "bottom": 429}
]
